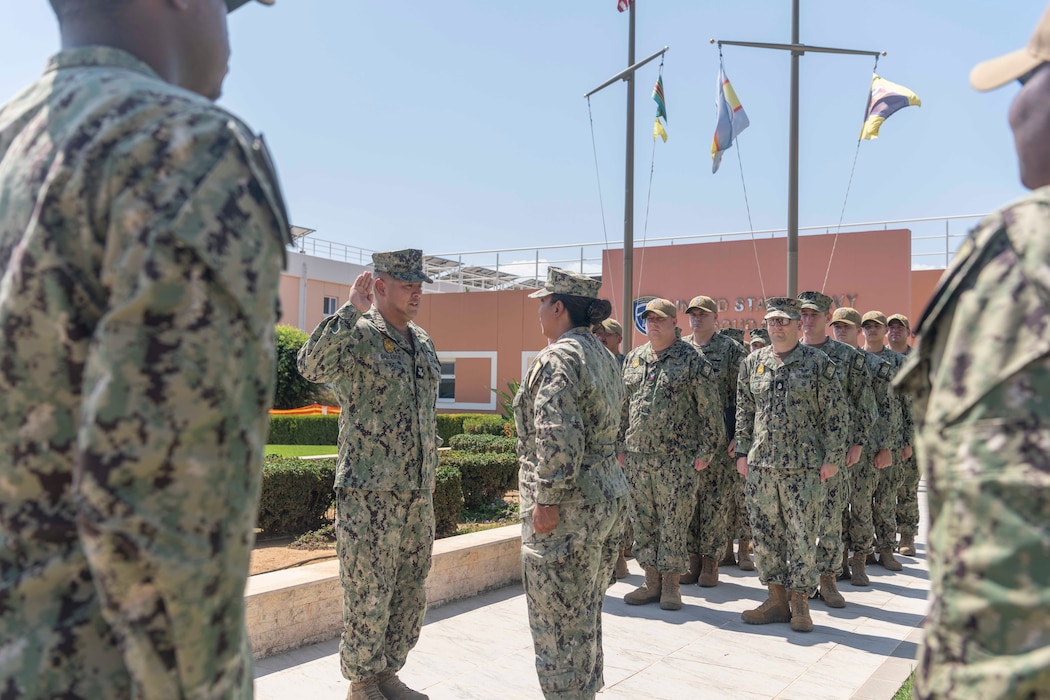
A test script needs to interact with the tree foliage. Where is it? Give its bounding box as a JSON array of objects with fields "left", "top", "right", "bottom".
[{"left": 273, "top": 325, "right": 334, "bottom": 409}]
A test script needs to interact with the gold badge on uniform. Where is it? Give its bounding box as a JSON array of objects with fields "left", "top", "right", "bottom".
[
  {"left": 632, "top": 358, "right": 640, "bottom": 368},
  {"left": 384, "top": 338, "right": 395, "bottom": 353},
  {"left": 757, "top": 365, "right": 765, "bottom": 375}
]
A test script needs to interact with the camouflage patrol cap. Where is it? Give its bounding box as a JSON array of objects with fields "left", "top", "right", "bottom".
[
  {"left": 749, "top": 328, "right": 770, "bottom": 346},
  {"left": 861, "top": 310, "right": 888, "bottom": 326},
  {"left": 528, "top": 267, "right": 601, "bottom": 299},
  {"left": 764, "top": 297, "right": 802, "bottom": 320},
  {"left": 601, "top": 318, "right": 624, "bottom": 337},
  {"left": 797, "top": 291, "right": 833, "bottom": 313},
  {"left": 372, "top": 249, "right": 433, "bottom": 283},
  {"left": 830, "top": 307, "right": 862, "bottom": 326},
  {"left": 970, "top": 2, "right": 1050, "bottom": 91},
  {"left": 887, "top": 313, "right": 910, "bottom": 329},
  {"left": 226, "top": 0, "right": 275, "bottom": 11},
  {"left": 641, "top": 298, "right": 677, "bottom": 319},
  {"left": 720, "top": 328, "right": 744, "bottom": 343},
  {"left": 686, "top": 295, "right": 718, "bottom": 313}
]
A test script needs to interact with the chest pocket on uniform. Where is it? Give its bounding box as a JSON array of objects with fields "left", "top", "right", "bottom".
[
  {"left": 623, "top": 365, "right": 646, "bottom": 393},
  {"left": 750, "top": 369, "right": 772, "bottom": 393},
  {"left": 376, "top": 353, "right": 409, "bottom": 381}
]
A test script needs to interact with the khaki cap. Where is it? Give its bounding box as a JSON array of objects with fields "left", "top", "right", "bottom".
[
  {"left": 797, "top": 291, "right": 833, "bottom": 313},
  {"left": 887, "top": 313, "right": 910, "bottom": 329},
  {"left": 861, "top": 311, "right": 888, "bottom": 326},
  {"left": 764, "top": 297, "right": 802, "bottom": 321},
  {"left": 372, "top": 249, "right": 433, "bottom": 283},
  {"left": 601, "top": 318, "right": 624, "bottom": 337},
  {"left": 226, "top": 0, "right": 275, "bottom": 11},
  {"left": 749, "top": 328, "right": 770, "bottom": 346},
  {"left": 970, "top": 3, "right": 1050, "bottom": 91},
  {"left": 528, "top": 266, "right": 601, "bottom": 299},
  {"left": 830, "top": 307, "right": 862, "bottom": 326},
  {"left": 641, "top": 298, "right": 677, "bottom": 319},
  {"left": 686, "top": 295, "right": 718, "bottom": 313}
]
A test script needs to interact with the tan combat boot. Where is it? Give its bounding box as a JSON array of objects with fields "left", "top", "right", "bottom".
[
  {"left": 879, "top": 547, "right": 903, "bottom": 571},
  {"left": 720, "top": 539, "right": 736, "bottom": 566},
  {"left": 741, "top": 584, "right": 792, "bottom": 624},
  {"left": 376, "top": 669, "right": 428, "bottom": 699},
  {"left": 698, "top": 556, "right": 719, "bottom": 587},
  {"left": 660, "top": 573, "right": 683, "bottom": 610},
  {"left": 624, "top": 566, "right": 662, "bottom": 605},
  {"left": 838, "top": 550, "right": 851, "bottom": 580},
  {"left": 850, "top": 552, "right": 870, "bottom": 586},
  {"left": 614, "top": 548, "right": 629, "bottom": 579},
  {"left": 737, "top": 539, "right": 755, "bottom": 571},
  {"left": 818, "top": 573, "right": 846, "bottom": 608},
  {"left": 789, "top": 590, "right": 814, "bottom": 632},
  {"left": 680, "top": 554, "right": 701, "bottom": 585},
  {"left": 347, "top": 676, "right": 387, "bottom": 700},
  {"left": 899, "top": 534, "right": 916, "bottom": 556}
]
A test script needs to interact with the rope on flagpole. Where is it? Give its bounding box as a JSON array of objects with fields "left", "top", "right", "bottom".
[
  {"left": 722, "top": 49, "right": 767, "bottom": 302},
  {"left": 822, "top": 54, "right": 880, "bottom": 294},
  {"left": 586, "top": 96, "right": 616, "bottom": 312},
  {"left": 635, "top": 57, "right": 665, "bottom": 300}
]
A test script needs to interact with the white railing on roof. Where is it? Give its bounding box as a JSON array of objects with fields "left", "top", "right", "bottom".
[{"left": 291, "top": 214, "right": 985, "bottom": 290}]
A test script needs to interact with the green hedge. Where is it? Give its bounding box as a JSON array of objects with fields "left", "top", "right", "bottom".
[
  {"left": 447, "top": 433, "right": 516, "bottom": 454},
  {"left": 436, "top": 414, "right": 470, "bottom": 444},
  {"left": 462, "top": 415, "right": 511, "bottom": 436},
  {"left": 258, "top": 456, "right": 336, "bottom": 536},
  {"left": 268, "top": 415, "right": 339, "bottom": 446},
  {"left": 434, "top": 465, "right": 464, "bottom": 538},
  {"left": 439, "top": 450, "right": 518, "bottom": 510}
]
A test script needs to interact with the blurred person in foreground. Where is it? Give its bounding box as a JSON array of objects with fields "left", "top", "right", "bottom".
[
  {"left": 0, "top": 0, "right": 289, "bottom": 697},
  {"left": 896, "top": 4, "right": 1050, "bottom": 697},
  {"left": 514, "top": 267, "right": 628, "bottom": 699}
]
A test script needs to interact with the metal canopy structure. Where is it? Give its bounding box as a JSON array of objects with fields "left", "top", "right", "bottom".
[{"left": 423, "top": 254, "right": 557, "bottom": 291}]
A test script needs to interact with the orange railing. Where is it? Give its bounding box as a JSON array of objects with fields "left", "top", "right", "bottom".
[{"left": 269, "top": 403, "right": 341, "bottom": 416}]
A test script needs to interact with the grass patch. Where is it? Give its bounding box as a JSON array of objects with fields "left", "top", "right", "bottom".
[
  {"left": 455, "top": 496, "right": 518, "bottom": 536},
  {"left": 289, "top": 523, "right": 336, "bottom": 550},
  {"left": 265, "top": 444, "right": 338, "bottom": 457},
  {"left": 893, "top": 671, "right": 914, "bottom": 700}
]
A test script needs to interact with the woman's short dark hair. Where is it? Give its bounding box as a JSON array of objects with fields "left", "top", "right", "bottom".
[{"left": 551, "top": 294, "right": 612, "bottom": 329}]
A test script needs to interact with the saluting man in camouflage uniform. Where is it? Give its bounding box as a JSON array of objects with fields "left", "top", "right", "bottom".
[
  {"left": 516, "top": 267, "right": 628, "bottom": 700},
  {"left": 683, "top": 295, "right": 749, "bottom": 584},
  {"left": 798, "top": 292, "right": 876, "bottom": 608},
  {"left": 829, "top": 307, "right": 899, "bottom": 586},
  {"left": 860, "top": 311, "right": 912, "bottom": 573},
  {"left": 897, "top": 9, "right": 1050, "bottom": 695},
  {"left": 619, "top": 299, "right": 724, "bottom": 611},
  {"left": 886, "top": 313, "right": 919, "bottom": 557},
  {"left": 298, "top": 250, "right": 439, "bottom": 700},
  {"left": 736, "top": 298, "right": 849, "bottom": 633},
  {"left": 0, "top": 1, "right": 288, "bottom": 698}
]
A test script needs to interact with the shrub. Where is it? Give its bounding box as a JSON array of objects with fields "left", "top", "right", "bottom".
[
  {"left": 434, "top": 465, "right": 463, "bottom": 538},
  {"left": 258, "top": 456, "right": 336, "bottom": 536},
  {"left": 463, "top": 415, "right": 510, "bottom": 436},
  {"left": 274, "top": 325, "right": 333, "bottom": 410},
  {"left": 436, "top": 414, "right": 470, "bottom": 444},
  {"left": 447, "top": 433, "right": 516, "bottom": 454},
  {"left": 439, "top": 450, "right": 518, "bottom": 510},
  {"left": 269, "top": 414, "right": 339, "bottom": 446}
]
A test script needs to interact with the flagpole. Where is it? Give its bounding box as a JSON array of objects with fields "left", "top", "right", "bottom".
[
  {"left": 622, "top": 2, "right": 636, "bottom": 355},
  {"left": 584, "top": 2, "right": 668, "bottom": 356},
  {"left": 787, "top": 0, "right": 800, "bottom": 297},
  {"left": 714, "top": 3, "right": 883, "bottom": 298}
]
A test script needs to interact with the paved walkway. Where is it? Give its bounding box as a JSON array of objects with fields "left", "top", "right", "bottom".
[{"left": 255, "top": 484, "right": 929, "bottom": 700}]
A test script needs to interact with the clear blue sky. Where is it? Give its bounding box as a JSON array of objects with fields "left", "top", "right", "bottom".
[{"left": 1, "top": 1, "right": 1041, "bottom": 264}]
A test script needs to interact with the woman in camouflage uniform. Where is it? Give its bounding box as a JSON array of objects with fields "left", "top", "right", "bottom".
[{"left": 515, "top": 267, "right": 629, "bottom": 700}]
